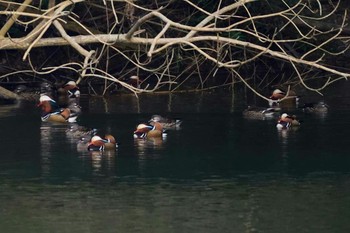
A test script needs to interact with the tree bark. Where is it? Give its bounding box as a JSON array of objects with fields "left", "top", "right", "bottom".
[{"left": 0, "top": 86, "right": 19, "bottom": 100}]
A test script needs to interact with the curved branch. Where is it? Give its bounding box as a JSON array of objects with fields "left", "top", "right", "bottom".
[{"left": 0, "top": 0, "right": 32, "bottom": 38}]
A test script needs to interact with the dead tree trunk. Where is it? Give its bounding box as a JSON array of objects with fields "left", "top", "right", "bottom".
[{"left": 0, "top": 86, "right": 19, "bottom": 100}]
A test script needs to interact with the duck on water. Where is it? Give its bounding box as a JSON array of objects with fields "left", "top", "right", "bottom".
[
  {"left": 243, "top": 106, "right": 281, "bottom": 120},
  {"left": 301, "top": 101, "right": 328, "bottom": 113},
  {"left": 134, "top": 122, "right": 166, "bottom": 139},
  {"left": 269, "top": 88, "right": 299, "bottom": 107},
  {"left": 77, "top": 134, "right": 117, "bottom": 152},
  {"left": 37, "top": 95, "right": 78, "bottom": 123},
  {"left": 148, "top": 115, "right": 182, "bottom": 130},
  {"left": 276, "top": 113, "right": 301, "bottom": 129}
]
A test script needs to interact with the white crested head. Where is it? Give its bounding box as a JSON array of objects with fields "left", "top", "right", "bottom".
[
  {"left": 281, "top": 113, "right": 288, "bottom": 118},
  {"left": 130, "top": 76, "right": 139, "bottom": 80},
  {"left": 136, "top": 124, "right": 148, "bottom": 130},
  {"left": 273, "top": 89, "right": 284, "bottom": 94},
  {"left": 91, "top": 135, "right": 103, "bottom": 142},
  {"left": 39, "top": 95, "right": 53, "bottom": 102},
  {"left": 65, "top": 81, "right": 76, "bottom": 86},
  {"left": 150, "top": 115, "right": 162, "bottom": 122}
]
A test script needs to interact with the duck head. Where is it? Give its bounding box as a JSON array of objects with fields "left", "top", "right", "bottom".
[
  {"left": 134, "top": 123, "right": 165, "bottom": 138},
  {"left": 64, "top": 81, "right": 77, "bottom": 88},
  {"left": 133, "top": 124, "right": 153, "bottom": 138},
  {"left": 279, "top": 113, "right": 300, "bottom": 126},
  {"left": 129, "top": 76, "right": 141, "bottom": 88},
  {"left": 37, "top": 95, "right": 56, "bottom": 112},
  {"left": 270, "top": 89, "right": 286, "bottom": 100},
  {"left": 149, "top": 115, "right": 163, "bottom": 123},
  {"left": 89, "top": 135, "right": 110, "bottom": 147},
  {"left": 38, "top": 95, "right": 54, "bottom": 103}
]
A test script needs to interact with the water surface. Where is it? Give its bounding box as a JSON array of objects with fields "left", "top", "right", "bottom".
[{"left": 1, "top": 85, "right": 350, "bottom": 233}]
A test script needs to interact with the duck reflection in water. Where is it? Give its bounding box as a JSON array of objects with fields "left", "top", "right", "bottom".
[
  {"left": 40, "top": 123, "right": 69, "bottom": 177},
  {"left": 77, "top": 148, "right": 116, "bottom": 175},
  {"left": 92, "top": 150, "right": 116, "bottom": 172},
  {"left": 134, "top": 136, "right": 165, "bottom": 161},
  {"left": 0, "top": 101, "right": 20, "bottom": 117},
  {"left": 134, "top": 136, "right": 164, "bottom": 148}
]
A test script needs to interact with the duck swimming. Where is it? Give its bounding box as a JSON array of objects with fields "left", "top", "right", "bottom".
[
  {"left": 269, "top": 89, "right": 299, "bottom": 106},
  {"left": 149, "top": 114, "right": 182, "bottom": 130},
  {"left": 86, "top": 134, "right": 117, "bottom": 151},
  {"left": 243, "top": 106, "right": 280, "bottom": 120},
  {"left": 37, "top": 95, "right": 77, "bottom": 123},
  {"left": 133, "top": 122, "right": 165, "bottom": 139},
  {"left": 276, "top": 113, "right": 301, "bottom": 129},
  {"left": 66, "top": 124, "right": 97, "bottom": 139},
  {"left": 57, "top": 80, "right": 81, "bottom": 107},
  {"left": 301, "top": 102, "right": 328, "bottom": 113}
]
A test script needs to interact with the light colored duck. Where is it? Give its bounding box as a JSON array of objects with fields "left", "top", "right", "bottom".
[
  {"left": 243, "top": 106, "right": 280, "bottom": 120},
  {"left": 276, "top": 113, "right": 301, "bottom": 129},
  {"left": 149, "top": 114, "right": 182, "bottom": 130}
]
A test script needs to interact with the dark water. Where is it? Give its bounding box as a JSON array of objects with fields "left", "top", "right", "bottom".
[{"left": 1, "top": 83, "right": 350, "bottom": 233}]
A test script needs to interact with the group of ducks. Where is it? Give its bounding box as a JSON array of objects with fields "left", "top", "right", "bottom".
[
  {"left": 37, "top": 81, "right": 82, "bottom": 123},
  {"left": 32, "top": 83, "right": 327, "bottom": 150},
  {"left": 243, "top": 88, "right": 329, "bottom": 129},
  {"left": 34, "top": 80, "right": 183, "bottom": 152},
  {"left": 68, "top": 114, "right": 182, "bottom": 152},
  {"left": 35, "top": 80, "right": 116, "bottom": 152}
]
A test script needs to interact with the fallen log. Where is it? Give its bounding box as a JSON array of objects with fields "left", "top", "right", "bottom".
[{"left": 0, "top": 86, "right": 19, "bottom": 101}]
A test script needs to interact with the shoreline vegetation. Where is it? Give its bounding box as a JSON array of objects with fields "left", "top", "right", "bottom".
[{"left": 0, "top": 0, "right": 349, "bottom": 101}]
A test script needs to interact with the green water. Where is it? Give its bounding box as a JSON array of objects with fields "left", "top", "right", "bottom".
[{"left": 1, "top": 88, "right": 350, "bottom": 233}]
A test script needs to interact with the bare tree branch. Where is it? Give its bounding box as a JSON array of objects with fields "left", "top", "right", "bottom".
[{"left": 0, "top": 0, "right": 349, "bottom": 97}]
